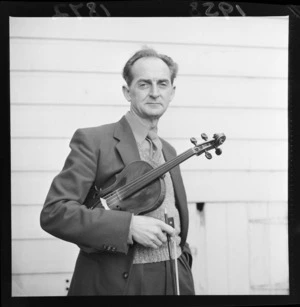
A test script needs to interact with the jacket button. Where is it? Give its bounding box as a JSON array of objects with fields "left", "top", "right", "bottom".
[{"left": 123, "top": 272, "right": 129, "bottom": 279}]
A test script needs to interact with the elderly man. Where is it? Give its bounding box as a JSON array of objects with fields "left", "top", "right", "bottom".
[{"left": 40, "top": 48, "right": 195, "bottom": 295}]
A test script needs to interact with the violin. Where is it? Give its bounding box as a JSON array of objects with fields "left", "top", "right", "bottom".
[{"left": 87, "top": 133, "right": 226, "bottom": 215}]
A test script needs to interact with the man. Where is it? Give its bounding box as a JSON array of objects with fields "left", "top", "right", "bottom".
[{"left": 40, "top": 48, "right": 195, "bottom": 295}]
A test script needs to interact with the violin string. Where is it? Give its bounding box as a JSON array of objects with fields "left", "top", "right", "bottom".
[
  {"left": 104, "top": 139, "right": 217, "bottom": 207},
  {"left": 105, "top": 148, "right": 194, "bottom": 207},
  {"left": 103, "top": 150, "right": 191, "bottom": 207},
  {"left": 120, "top": 151, "right": 191, "bottom": 198},
  {"left": 104, "top": 148, "right": 195, "bottom": 206},
  {"left": 111, "top": 149, "right": 192, "bottom": 199}
]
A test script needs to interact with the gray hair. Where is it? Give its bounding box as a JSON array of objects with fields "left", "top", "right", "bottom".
[{"left": 122, "top": 47, "right": 178, "bottom": 86}]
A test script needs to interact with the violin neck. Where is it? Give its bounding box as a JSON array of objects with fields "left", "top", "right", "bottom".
[
  {"left": 154, "top": 148, "right": 195, "bottom": 179},
  {"left": 119, "top": 148, "right": 196, "bottom": 200}
]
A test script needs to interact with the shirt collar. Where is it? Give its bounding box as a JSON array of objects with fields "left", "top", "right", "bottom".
[{"left": 125, "top": 111, "right": 157, "bottom": 145}]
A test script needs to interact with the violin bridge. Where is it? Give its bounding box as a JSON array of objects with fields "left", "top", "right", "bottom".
[{"left": 100, "top": 197, "right": 110, "bottom": 210}]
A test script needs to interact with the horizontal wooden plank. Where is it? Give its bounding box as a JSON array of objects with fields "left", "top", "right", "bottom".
[
  {"left": 12, "top": 272, "right": 72, "bottom": 296},
  {"left": 11, "top": 170, "right": 288, "bottom": 206},
  {"left": 12, "top": 205, "right": 52, "bottom": 240},
  {"left": 11, "top": 172, "right": 54, "bottom": 205},
  {"left": 9, "top": 17, "right": 288, "bottom": 48},
  {"left": 10, "top": 105, "right": 288, "bottom": 140},
  {"left": 183, "top": 171, "right": 288, "bottom": 203},
  {"left": 12, "top": 239, "right": 79, "bottom": 274},
  {"left": 248, "top": 202, "right": 288, "bottom": 221},
  {"left": 11, "top": 138, "right": 288, "bottom": 172},
  {"left": 13, "top": 203, "right": 199, "bottom": 240},
  {"left": 10, "top": 39, "right": 288, "bottom": 78},
  {"left": 10, "top": 71, "right": 288, "bottom": 109}
]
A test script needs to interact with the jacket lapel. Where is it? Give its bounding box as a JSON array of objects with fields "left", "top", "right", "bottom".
[{"left": 114, "top": 116, "right": 141, "bottom": 166}]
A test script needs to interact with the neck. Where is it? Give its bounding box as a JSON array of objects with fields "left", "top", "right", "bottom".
[{"left": 130, "top": 109, "right": 159, "bottom": 131}]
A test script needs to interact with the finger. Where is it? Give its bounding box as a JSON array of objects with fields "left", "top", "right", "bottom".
[
  {"left": 156, "top": 231, "right": 167, "bottom": 243},
  {"left": 159, "top": 222, "right": 176, "bottom": 236},
  {"left": 148, "top": 238, "right": 161, "bottom": 249},
  {"left": 146, "top": 241, "right": 157, "bottom": 249}
]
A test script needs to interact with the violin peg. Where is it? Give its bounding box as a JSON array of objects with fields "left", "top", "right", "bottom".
[
  {"left": 205, "top": 151, "right": 212, "bottom": 159},
  {"left": 201, "top": 133, "right": 208, "bottom": 141},
  {"left": 190, "top": 137, "right": 198, "bottom": 146},
  {"left": 215, "top": 148, "right": 222, "bottom": 155}
]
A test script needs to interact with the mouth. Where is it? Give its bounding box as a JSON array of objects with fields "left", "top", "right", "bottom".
[{"left": 146, "top": 102, "right": 162, "bottom": 105}]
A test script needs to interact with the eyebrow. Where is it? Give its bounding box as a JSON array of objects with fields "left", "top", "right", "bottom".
[{"left": 138, "top": 79, "right": 170, "bottom": 83}]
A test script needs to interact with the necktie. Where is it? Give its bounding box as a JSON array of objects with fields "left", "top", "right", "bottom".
[{"left": 147, "top": 130, "right": 163, "bottom": 163}]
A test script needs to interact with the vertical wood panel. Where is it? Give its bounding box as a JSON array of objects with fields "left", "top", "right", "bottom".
[
  {"left": 269, "top": 222, "right": 289, "bottom": 294},
  {"left": 268, "top": 203, "right": 289, "bottom": 294},
  {"left": 227, "top": 203, "right": 250, "bottom": 294},
  {"left": 187, "top": 203, "right": 208, "bottom": 295},
  {"left": 248, "top": 203, "right": 271, "bottom": 294},
  {"left": 205, "top": 203, "right": 228, "bottom": 294},
  {"left": 247, "top": 202, "right": 289, "bottom": 294}
]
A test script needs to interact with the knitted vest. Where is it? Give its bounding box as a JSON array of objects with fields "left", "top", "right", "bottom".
[{"left": 132, "top": 143, "right": 182, "bottom": 264}]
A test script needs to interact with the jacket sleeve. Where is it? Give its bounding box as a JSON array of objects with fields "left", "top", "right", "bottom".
[{"left": 40, "top": 128, "right": 133, "bottom": 254}]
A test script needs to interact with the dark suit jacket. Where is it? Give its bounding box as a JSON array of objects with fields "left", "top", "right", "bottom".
[{"left": 40, "top": 115, "right": 191, "bottom": 295}]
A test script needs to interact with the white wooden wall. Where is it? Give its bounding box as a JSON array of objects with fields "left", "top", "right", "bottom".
[{"left": 10, "top": 17, "right": 289, "bottom": 296}]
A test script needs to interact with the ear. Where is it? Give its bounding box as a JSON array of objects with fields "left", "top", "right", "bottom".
[
  {"left": 170, "top": 85, "right": 176, "bottom": 101},
  {"left": 122, "top": 85, "right": 131, "bottom": 102}
]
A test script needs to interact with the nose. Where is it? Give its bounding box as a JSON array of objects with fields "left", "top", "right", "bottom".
[{"left": 149, "top": 84, "right": 159, "bottom": 98}]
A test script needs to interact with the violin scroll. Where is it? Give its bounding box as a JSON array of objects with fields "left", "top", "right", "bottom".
[
  {"left": 192, "top": 133, "right": 226, "bottom": 159},
  {"left": 213, "top": 133, "right": 226, "bottom": 147}
]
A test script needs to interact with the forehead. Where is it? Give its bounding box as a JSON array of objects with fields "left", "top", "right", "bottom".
[{"left": 130, "top": 57, "right": 172, "bottom": 81}]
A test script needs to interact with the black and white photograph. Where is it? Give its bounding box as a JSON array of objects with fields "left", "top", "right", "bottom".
[{"left": 9, "top": 9, "right": 290, "bottom": 298}]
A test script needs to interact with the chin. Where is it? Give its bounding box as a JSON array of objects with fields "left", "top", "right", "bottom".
[
  {"left": 148, "top": 111, "right": 165, "bottom": 120},
  {"left": 147, "top": 105, "right": 164, "bottom": 112}
]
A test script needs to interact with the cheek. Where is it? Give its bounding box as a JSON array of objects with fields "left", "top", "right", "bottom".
[
  {"left": 132, "top": 90, "right": 148, "bottom": 102},
  {"left": 163, "top": 92, "right": 174, "bottom": 102}
]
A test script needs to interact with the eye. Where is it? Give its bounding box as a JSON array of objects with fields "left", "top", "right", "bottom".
[
  {"left": 138, "top": 82, "right": 149, "bottom": 88},
  {"left": 159, "top": 81, "right": 169, "bottom": 88}
]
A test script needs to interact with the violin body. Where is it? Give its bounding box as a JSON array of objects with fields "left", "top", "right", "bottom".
[
  {"left": 99, "top": 161, "right": 166, "bottom": 215},
  {"left": 86, "top": 133, "right": 226, "bottom": 215}
]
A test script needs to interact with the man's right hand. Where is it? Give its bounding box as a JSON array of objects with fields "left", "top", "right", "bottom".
[{"left": 128, "top": 215, "right": 175, "bottom": 249}]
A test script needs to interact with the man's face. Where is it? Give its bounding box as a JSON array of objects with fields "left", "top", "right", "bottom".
[{"left": 123, "top": 57, "right": 176, "bottom": 120}]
